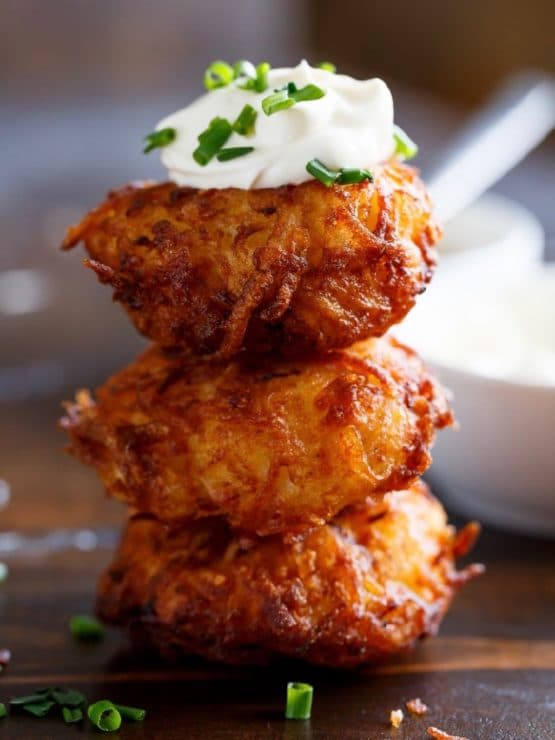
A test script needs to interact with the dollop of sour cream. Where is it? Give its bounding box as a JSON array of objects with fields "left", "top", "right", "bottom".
[{"left": 156, "top": 60, "right": 395, "bottom": 189}]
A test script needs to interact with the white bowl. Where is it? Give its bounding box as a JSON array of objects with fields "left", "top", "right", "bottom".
[
  {"left": 396, "top": 195, "right": 555, "bottom": 536},
  {"left": 437, "top": 191, "right": 544, "bottom": 280},
  {"left": 427, "top": 366, "right": 555, "bottom": 537}
]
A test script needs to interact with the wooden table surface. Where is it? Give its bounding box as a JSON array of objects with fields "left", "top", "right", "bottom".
[
  {"left": 1, "top": 402, "right": 554, "bottom": 739},
  {"left": 0, "top": 525, "right": 554, "bottom": 739}
]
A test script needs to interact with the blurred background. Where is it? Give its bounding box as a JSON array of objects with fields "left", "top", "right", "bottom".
[{"left": 1, "top": 0, "right": 554, "bottom": 538}]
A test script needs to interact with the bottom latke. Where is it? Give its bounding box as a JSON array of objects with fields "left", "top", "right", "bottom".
[{"left": 97, "top": 481, "right": 482, "bottom": 668}]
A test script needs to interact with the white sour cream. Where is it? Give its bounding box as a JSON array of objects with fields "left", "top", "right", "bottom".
[
  {"left": 156, "top": 60, "right": 395, "bottom": 189},
  {"left": 396, "top": 264, "right": 555, "bottom": 387}
]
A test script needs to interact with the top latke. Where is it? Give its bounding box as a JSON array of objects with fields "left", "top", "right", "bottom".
[{"left": 62, "top": 160, "right": 440, "bottom": 358}]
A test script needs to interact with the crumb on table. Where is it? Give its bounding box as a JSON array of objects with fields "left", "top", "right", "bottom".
[
  {"left": 389, "top": 709, "right": 404, "bottom": 728},
  {"left": 406, "top": 697, "right": 429, "bottom": 715},
  {"left": 427, "top": 726, "right": 469, "bottom": 740}
]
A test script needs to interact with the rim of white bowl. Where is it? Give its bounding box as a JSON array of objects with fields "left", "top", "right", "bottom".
[{"left": 439, "top": 191, "right": 545, "bottom": 257}]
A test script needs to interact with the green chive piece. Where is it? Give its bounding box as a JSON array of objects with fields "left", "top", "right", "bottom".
[
  {"left": 143, "top": 127, "right": 176, "bottom": 154},
  {"left": 50, "top": 688, "right": 87, "bottom": 707},
  {"left": 233, "top": 104, "right": 258, "bottom": 136},
  {"left": 63, "top": 706, "right": 83, "bottom": 723},
  {"left": 285, "top": 682, "right": 313, "bottom": 720},
  {"left": 306, "top": 159, "right": 338, "bottom": 187},
  {"left": 216, "top": 147, "right": 254, "bottom": 162},
  {"left": 0, "top": 704, "right": 7, "bottom": 719},
  {"left": 254, "top": 61, "right": 271, "bottom": 92},
  {"left": 88, "top": 700, "right": 122, "bottom": 733},
  {"left": 262, "top": 88, "right": 295, "bottom": 116},
  {"left": 22, "top": 701, "right": 55, "bottom": 718},
  {"left": 290, "top": 84, "right": 326, "bottom": 103},
  {"left": 113, "top": 703, "right": 146, "bottom": 722},
  {"left": 262, "top": 82, "right": 325, "bottom": 116},
  {"left": 393, "top": 124, "right": 418, "bottom": 161},
  {"left": 70, "top": 614, "right": 104, "bottom": 641},
  {"left": 0, "top": 562, "right": 8, "bottom": 583},
  {"left": 10, "top": 693, "right": 49, "bottom": 706},
  {"left": 203, "top": 60, "right": 235, "bottom": 90},
  {"left": 335, "top": 167, "right": 374, "bottom": 184},
  {"left": 193, "top": 117, "right": 233, "bottom": 165},
  {"left": 318, "top": 61, "right": 337, "bottom": 73},
  {"left": 233, "top": 60, "right": 257, "bottom": 89}
]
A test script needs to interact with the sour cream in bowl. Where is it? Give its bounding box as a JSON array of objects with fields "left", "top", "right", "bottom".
[{"left": 396, "top": 207, "right": 555, "bottom": 536}]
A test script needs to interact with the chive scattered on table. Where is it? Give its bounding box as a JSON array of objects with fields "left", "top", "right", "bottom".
[
  {"left": 285, "top": 682, "right": 313, "bottom": 720},
  {"left": 88, "top": 700, "right": 122, "bottom": 732},
  {"left": 62, "top": 706, "right": 83, "bottom": 723},
  {"left": 22, "top": 700, "right": 55, "bottom": 718},
  {"left": 113, "top": 703, "right": 146, "bottom": 722},
  {"left": 70, "top": 614, "right": 104, "bottom": 641}
]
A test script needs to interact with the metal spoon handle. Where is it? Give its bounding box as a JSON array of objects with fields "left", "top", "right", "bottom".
[{"left": 427, "top": 71, "right": 555, "bottom": 222}]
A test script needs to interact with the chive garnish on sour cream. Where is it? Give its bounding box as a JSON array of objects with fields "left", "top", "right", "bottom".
[
  {"left": 306, "top": 159, "right": 374, "bottom": 187},
  {"left": 393, "top": 124, "right": 418, "bottom": 160},
  {"left": 203, "top": 59, "right": 270, "bottom": 93},
  {"left": 143, "top": 127, "right": 176, "bottom": 154},
  {"left": 204, "top": 60, "right": 235, "bottom": 90},
  {"left": 233, "top": 104, "right": 258, "bottom": 136},
  {"left": 262, "top": 82, "right": 325, "bottom": 116},
  {"left": 217, "top": 147, "right": 255, "bottom": 162},
  {"left": 193, "top": 117, "right": 233, "bottom": 165}
]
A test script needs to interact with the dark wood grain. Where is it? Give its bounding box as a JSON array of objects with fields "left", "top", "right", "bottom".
[{"left": 1, "top": 513, "right": 554, "bottom": 738}]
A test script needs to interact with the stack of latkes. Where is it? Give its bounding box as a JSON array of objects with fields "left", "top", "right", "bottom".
[{"left": 61, "top": 161, "right": 481, "bottom": 668}]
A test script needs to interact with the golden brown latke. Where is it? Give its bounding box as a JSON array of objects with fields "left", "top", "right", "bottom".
[
  {"left": 97, "top": 481, "right": 482, "bottom": 668},
  {"left": 62, "top": 161, "right": 440, "bottom": 358},
  {"left": 61, "top": 335, "right": 453, "bottom": 536}
]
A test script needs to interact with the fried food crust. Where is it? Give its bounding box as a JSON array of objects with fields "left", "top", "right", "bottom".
[
  {"left": 61, "top": 336, "right": 453, "bottom": 536},
  {"left": 97, "top": 482, "right": 482, "bottom": 667},
  {"left": 62, "top": 161, "right": 440, "bottom": 358}
]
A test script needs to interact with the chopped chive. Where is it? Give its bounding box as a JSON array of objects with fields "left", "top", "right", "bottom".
[
  {"left": 88, "top": 700, "right": 122, "bottom": 733},
  {"left": 113, "top": 703, "right": 146, "bottom": 722},
  {"left": 254, "top": 61, "right": 270, "bottom": 92},
  {"left": 50, "top": 688, "right": 87, "bottom": 707},
  {"left": 285, "top": 682, "right": 313, "bottom": 720},
  {"left": 0, "top": 704, "right": 7, "bottom": 719},
  {"left": 193, "top": 117, "right": 233, "bottom": 165},
  {"left": 63, "top": 706, "right": 83, "bottom": 723},
  {"left": 233, "top": 60, "right": 257, "bottom": 88},
  {"left": 262, "top": 82, "right": 325, "bottom": 116},
  {"left": 143, "top": 127, "right": 176, "bottom": 154},
  {"left": 289, "top": 83, "right": 325, "bottom": 103},
  {"left": 335, "top": 167, "right": 374, "bottom": 184},
  {"left": 262, "top": 88, "right": 295, "bottom": 116},
  {"left": 306, "top": 160, "right": 374, "bottom": 186},
  {"left": 10, "top": 693, "right": 49, "bottom": 706},
  {"left": 22, "top": 700, "right": 55, "bottom": 718},
  {"left": 393, "top": 124, "right": 418, "bottom": 161},
  {"left": 203, "top": 60, "right": 234, "bottom": 90},
  {"left": 216, "top": 147, "right": 254, "bottom": 162},
  {"left": 233, "top": 104, "right": 258, "bottom": 136},
  {"left": 318, "top": 61, "right": 336, "bottom": 73},
  {"left": 0, "top": 562, "right": 8, "bottom": 583},
  {"left": 70, "top": 614, "right": 104, "bottom": 641},
  {"left": 306, "top": 159, "right": 338, "bottom": 187}
]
